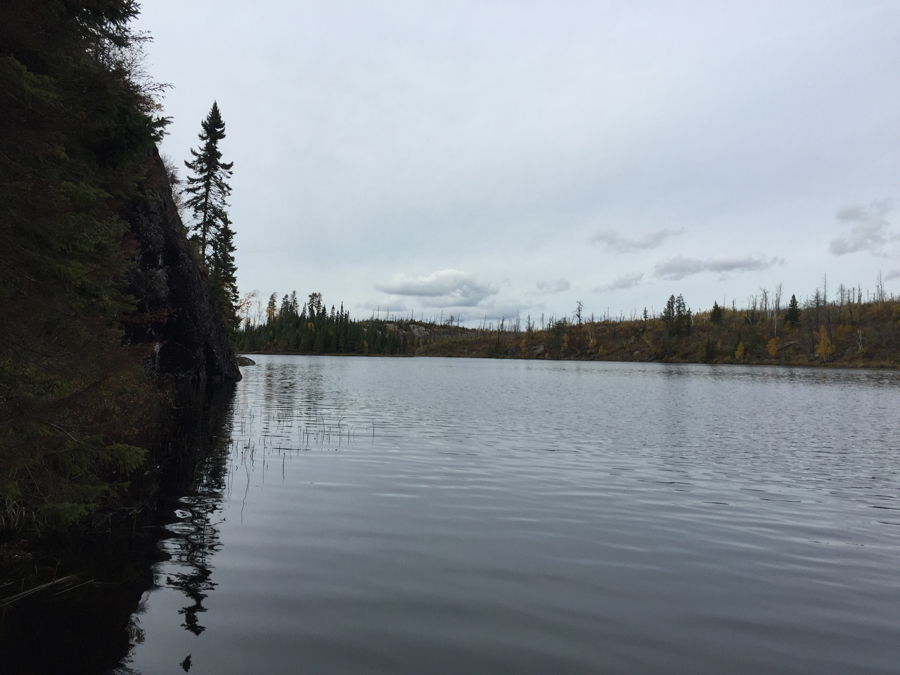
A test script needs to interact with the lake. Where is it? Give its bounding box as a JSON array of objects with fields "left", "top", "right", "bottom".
[{"left": 7, "top": 356, "right": 900, "bottom": 673}]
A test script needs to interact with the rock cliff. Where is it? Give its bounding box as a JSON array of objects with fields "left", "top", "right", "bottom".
[{"left": 125, "top": 147, "right": 241, "bottom": 382}]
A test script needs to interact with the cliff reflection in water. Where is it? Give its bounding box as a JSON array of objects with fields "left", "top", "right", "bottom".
[
  {"left": 138, "top": 382, "right": 235, "bottom": 645},
  {"left": 0, "top": 383, "right": 235, "bottom": 675}
]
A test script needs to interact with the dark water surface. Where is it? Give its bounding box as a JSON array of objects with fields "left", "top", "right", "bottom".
[{"left": 9, "top": 356, "right": 900, "bottom": 674}]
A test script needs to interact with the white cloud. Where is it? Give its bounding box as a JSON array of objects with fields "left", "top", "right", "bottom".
[
  {"left": 829, "top": 201, "right": 895, "bottom": 256},
  {"left": 375, "top": 269, "right": 497, "bottom": 307},
  {"left": 595, "top": 272, "right": 644, "bottom": 292},
  {"left": 589, "top": 229, "right": 683, "bottom": 253},
  {"left": 535, "top": 279, "right": 571, "bottom": 294},
  {"left": 654, "top": 255, "right": 783, "bottom": 281}
]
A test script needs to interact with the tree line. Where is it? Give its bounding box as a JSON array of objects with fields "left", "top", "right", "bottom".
[
  {"left": 235, "top": 292, "right": 476, "bottom": 355},
  {"left": 236, "top": 274, "right": 899, "bottom": 366},
  {"left": 416, "top": 277, "right": 900, "bottom": 366}
]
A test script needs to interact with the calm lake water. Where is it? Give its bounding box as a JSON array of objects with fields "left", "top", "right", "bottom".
[{"left": 8, "top": 356, "right": 900, "bottom": 674}]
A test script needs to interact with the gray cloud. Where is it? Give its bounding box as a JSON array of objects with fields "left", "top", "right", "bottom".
[
  {"left": 356, "top": 300, "right": 410, "bottom": 314},
  {"left": 829, "top": 201, "right": 894, "bottom": 256},
  {"left": 885, "top": 269, "right": 900, "bottom": 281},
  {"left": 535, "top": 279, "right": 571, "bottom": 294},
  {"left": 595, "top": 272, "right": 644, "bottom": 292},
  {"left": 376, "top": 269, "right": 497, "bottom": 307},
  {"left": 589, "top": 229, "right": 683, "bottom": 253},
  {"left": 466, "top": 300, "right": 535, "bottom": 323},
  {"left": 654, "top": 255, "right": 783, "bottom": 281}
]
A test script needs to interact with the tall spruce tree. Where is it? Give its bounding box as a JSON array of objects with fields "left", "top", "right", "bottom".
[
  {"left": 184, "top": 102, "right": 238, "bottom": 329},
  {"left": 184, "top": 102, "right": 233, "bottom": 261}
]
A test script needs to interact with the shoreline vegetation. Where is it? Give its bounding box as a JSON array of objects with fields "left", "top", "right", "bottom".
[
  {"left": 237, "top": 284, "right": 900, "bottom": 369},
  {"left": 1, "top": 2, "right": 239, "bottom": 542}
]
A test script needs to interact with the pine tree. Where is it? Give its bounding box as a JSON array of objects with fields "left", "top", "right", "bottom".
[
  {"left": 784, "top": 294, "right": 801, "bottom": 328},
  {"left": 184, "top": 102, "right": 234, "bottom": 263}
]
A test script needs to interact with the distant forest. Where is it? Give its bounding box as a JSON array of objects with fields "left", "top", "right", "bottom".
[
  {"left": 238, "top": 278, "right": 900, "bottom": 367},
  {"left": 235, "top": 292, "right": 427, "bottom": 356}
]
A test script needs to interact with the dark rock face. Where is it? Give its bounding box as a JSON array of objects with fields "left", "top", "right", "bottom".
[{"left": 125, "top": 147, "right": 241, "bottom": 382}]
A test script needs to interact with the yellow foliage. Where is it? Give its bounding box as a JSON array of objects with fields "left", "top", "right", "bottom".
[
  {"left": 735, "top": 341, "right": 745, "bottom": 359},
  {"left": 815, "top": 326, "right": 834, "bottom": 358},
  {"left": 767, "top": 338, "right": 779, "bottom": 357},
  {"left": 835, "top": 324, "right": 846, "bottom": 344},
  {"left": 561, "top": 334, "right": 569, "bottom": 353}
]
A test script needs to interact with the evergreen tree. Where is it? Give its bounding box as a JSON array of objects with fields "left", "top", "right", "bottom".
[
  {"left": 662, "top": 294, "right": 689, "bottom": 337},
  {"left": 784, "top": 294, "right": 801, "bottom": 328},
  {"left": 0, "top": 0, "right": 167, "bottom": 530},
  {"left": 662, "top": 295, "right": 676, "bottom": 325},
  {"left": 674, "top": 294, "right": 688, "bottom": 336},
  {"left": 184, "top": 102, "right": 233, "bottom": 262},
  {"left": 280, "top": 293, "right": 293, "bottom": 318},
  {"left": 184, "top": 102, "right": 239, "bottom": 328},
  {"left": 710, "top": 301, "right": 723, "bottom": 326},
  {"left": 208, "top": 212, "right": 239, "bottom": 331},
  {"left": 266, "top": 293, "right": 278, "bottom": 323}
]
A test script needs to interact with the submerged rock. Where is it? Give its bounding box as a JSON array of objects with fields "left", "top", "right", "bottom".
[{"left": 125, "top": 148, "right": 241, "bottom": 382}]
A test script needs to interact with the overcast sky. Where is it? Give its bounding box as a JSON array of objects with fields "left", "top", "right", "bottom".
[{"left": 138, "top": 0, "right": 900, "bottom": 324}]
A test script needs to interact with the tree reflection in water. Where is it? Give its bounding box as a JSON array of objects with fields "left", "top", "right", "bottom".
[
  {"left": 155, "top": 383, "right": 234, "bottom": 638},
  {"left": 162, "top": 464, "right": 225, "bottom": 636}
]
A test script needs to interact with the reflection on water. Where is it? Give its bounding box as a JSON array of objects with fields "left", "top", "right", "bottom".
[
  {"left": 139, "top": 384, "right": 234, "bottom": 655},
  {"left": 121, "top": 357, "right": 900, "bottom": 675},
  {"left": 0, "top": 383, "right": 235, "bottom": 675},
  {"left": 5, "top": 358, "right": 900, "bottom": 674},
  {"left": 164, "top": 482, "right": 223, "bottom": 637}
]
